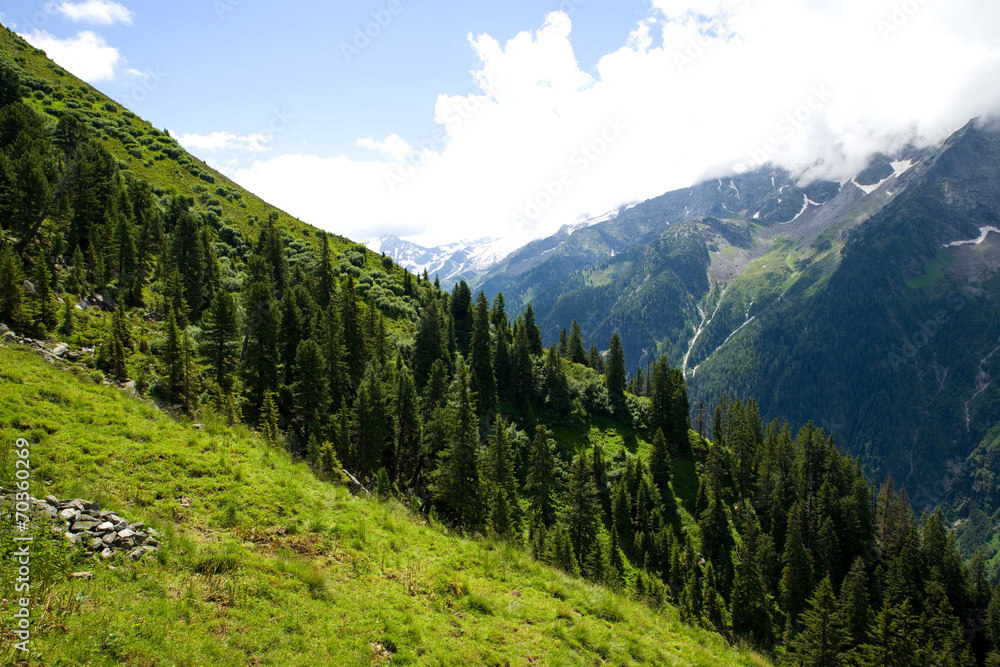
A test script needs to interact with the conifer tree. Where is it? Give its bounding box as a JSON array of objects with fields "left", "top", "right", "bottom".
[
  {"left": 558, "top": 327, "right": 569, "bottom": 358},
  {"left": 788, "top": 577, "right": 848, "bottom": 666},
  {"left": 317, "top": 233, "right": 335, "bottom": 308},
  {"left": 352, "top": 363, "right": 390, "bottom": 478},
  {"left": 260, "top": 390, "right": 280, "bottom": 446},
  {"left": 523, "top": 303, "right": 543, "bottom": 355},
  {"left": 279, "top": 288, "right": 305, "bottom": 388},
  {"left": 320, "top": 300, "right": 349, "bottom": 411},
  {"left": 649, "top": 428, "right": 672, "bottom": 496},
  {"left": 780, "top": 501, "right": 815, "bottom": 632},
  {"left": 839, "top": 557, "right": 871, "bottom": 652},
  {"left": 568, "top": 319, "right": 587, "bottom": 365},
  {"left": 293, "top": 339, "right": 329, "bottom": 456},
  {"left": 170, "top": 210, "right": 206, "bottom": 317},
  {"left": 606, "top": 332, "right": 626, "bottom": 398},
  {"left": 588, "top": 344, "right": 604, "bottom": 373},
  {"left": 32, "top": 256, "right": 55, "bottom": 335},
  {"left": 543, "top": 344, "right": 572, "bottom": 416},
  {"left": 340, "top": 275, "right": 367, "bottom": 389},
  {"left": 413, "top": 300, "right": 443, "bottom": 388},
  {"left": 59, "top": 298, "right": 74, "bottom": 337},
  {"left": 469, "top": 291, "right": 496, "bottom": 415},
  {"left": 563, "top": 451, "right": 601, "bottom": 577},
  {"left": 393, "top": 362, "right": 420, "bottom": 487},
  {"left": 856, "top": 599, "right": 922, "bottom": 667},
  {"left": 201, "top": 289, "right": 239, "bottom": 394},
  {"left": 483, "top": 416, "right": 521, "bottom": 541},
  {"left": 527, "top": 424, "right": 558, "bottom": 535},
  {"left": 0, "top": 245, "right": 25, "bottom": 329},
  {"left": 162, "top": 305, "right": 185, "bottom": 405},
  {"left": 241, "top": 261, "right": 279, "bottom": 422},
  {"left": 730, "top": 518, "right": 775, "bottom": 647},
  {"left": 450, "top": 281, "right": 473, "bottom": 355},
  {"left": 430, "top": 357, "right": 482, "bottom": 530}
]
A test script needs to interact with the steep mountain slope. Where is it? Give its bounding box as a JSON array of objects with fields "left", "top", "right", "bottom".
[
  {"left": 473, "top": 121, "right": 1000, "bottom": 556},
  {"left": 0, "top": 346, "right": 769, "bottom": 666}
]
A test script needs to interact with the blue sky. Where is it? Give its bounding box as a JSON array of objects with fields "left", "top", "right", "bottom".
[{"left": 4, "top": 1, "right": 1000, "bottom": 246}]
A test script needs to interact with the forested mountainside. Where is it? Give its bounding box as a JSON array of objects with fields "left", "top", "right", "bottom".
[
  {"left": 1, "top": 20, "right": 1000, "bottom": 666},
  {"left": 467, "top": 121, "right": 1000, "bottom": 571}
]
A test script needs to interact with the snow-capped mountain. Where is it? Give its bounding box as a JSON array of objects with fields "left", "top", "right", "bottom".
[{"left": 367, "top": 235, "right": 522, "bottom": 288}]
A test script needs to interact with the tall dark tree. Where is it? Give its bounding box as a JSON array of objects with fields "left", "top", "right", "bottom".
[
  {"left": 649, "top": 428, "right": 672, "bottom": 496},
  {"left": 170, "top": 210, "right": 207, "bottom": 317},
  {"left": 393, "top": 362, "right": 421, "bottom": 487},
  {"left": 241, "top": 261, "right": 280, "bottom": 422},
  {"left": 340, "top": 275, "right": 367, "bottom": 390},
  {"left": 483, "top": 416, "right": 521, "bottom": 541},
  {"left": 201, "top": 289, "right": 239, "bottom": 394},
  {"left": 0, "top": 244, "right": 25, "bottom": 329},
  {"left": 351, "top": 363, "right": 391, "bottom": 478},
  {"left": 568, "top": 319, "right": 587, "bottom": 365},
  {"left": 469, "top": 291, "right": 496, "bottom": 416},
  {"left": 450, "top": 280, "right": 473, "bottom": 356},
  {"left": 523, "top": 303, "right": 543, "bottom": 355},
  {"left": 413, "top": 300, "right": 443, "bottom": 388},
  {"left": 431, "top": 358, "right": 482, "bottom": 530},
  {"left": 606, "top": 332, "right": 626, "bottom": 399},
  {"left": 527, "top": 424, "right": 558, "bottom": 536},
  {"left": 292, "top": 339, "right": 329, "bottom": 456},
  {"left": 563, "top": 451, "right": 601, "bottom": 577},
  {"left": 788, "top": 577, "right": 848, "bottom": 666}
]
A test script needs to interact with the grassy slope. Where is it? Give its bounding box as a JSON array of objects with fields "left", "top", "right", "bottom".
[{"left": 0, "top": 347, "right": 770, "bottom": 666}]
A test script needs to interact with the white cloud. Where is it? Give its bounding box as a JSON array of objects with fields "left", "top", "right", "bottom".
[
  {"left": 178, "top": 132, "right": 271, "bottom": 153},
  {"left": 19, "top": 29, "right": 122, "bottom": 82},
  {"left": 49, "top": 1, "right": 134, "bottom": 26},
  {"left": 356, "top": 134, "right": 414, "bottom": 162},
  {"left": 223, "top": 1, "right": 1000, "bottom": 247}
]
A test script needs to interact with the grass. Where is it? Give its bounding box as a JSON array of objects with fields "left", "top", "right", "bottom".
[
  {"left": 905, "top": 247, "right": 954, "bottom": 289},
  {"left": 0, "top": 346, "right": 771, "bottom": 666}
]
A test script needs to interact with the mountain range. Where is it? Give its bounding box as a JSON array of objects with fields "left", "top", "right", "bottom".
[{"left": 380, "top": 121, "right": 1000, "bottom": 565}]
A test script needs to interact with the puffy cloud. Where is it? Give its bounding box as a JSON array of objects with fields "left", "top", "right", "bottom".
[
  {"left": 19, "top": 29, "right": 122, "bottom": 82},
  {"left": 49, "top": 1, "right": 134, "bottom": 26},
  {"left": 178, "top": 132, "right": 271, "bottom": 153},
  {"left": 221, "top": 1, "right": 1000, "bottom": 246}
]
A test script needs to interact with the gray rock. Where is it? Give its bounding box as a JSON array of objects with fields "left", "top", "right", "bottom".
[
  {"left": 44, "top": 495, "right": 59, "bottom": 506},
  {"left": 58, "top": 508, "right": 78, "bottom": 522},
  {"left": 100, "top": 548, "right": 114, "bottom": 560},
  {"left": 144, "top": 537, "right": 160, "bottom": 548},
  {"left": 113, "top": 520, "right": 129, "bottom": 532},
  {"left": 84, "top": 499, "right": 100, "bottom": 511},
  {"left": 128, "top": 547, "right": 145, "bottom": 561},
  {"left": 96, "top": 522, "right": 115, "bottom": 533},
  {"left": 89, "top": 538, "right": 104, "bottom": 551},
  {"left": 117, "top": 528, "right": 136, "bottom": 540},
  {"left": 52, "top": 344, "right": 69, "bottom": 358},
  {"left": 129, "top": 522, "right": 145, "bottom": 531},
  {"left": 71, "top": 520, "right": 100, "bottom": 532},
  {"left": 133, "top": 532, "right": 147, "bottom": 545},
  {"left": 102, "top": 532, "right": 116, "bottom": 545},
  {"left": 68, "top": 500, "right": 86, "bottom": 511},
  {"left": 64, "top": 532, "right": 81, "bottom": 544}
]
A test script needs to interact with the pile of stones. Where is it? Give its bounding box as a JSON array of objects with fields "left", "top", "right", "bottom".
[{"left": 1, "top": 488, "right": 161, "bottom": 561}]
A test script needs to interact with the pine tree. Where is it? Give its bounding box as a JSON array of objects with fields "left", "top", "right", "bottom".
[
  {"left": 856, "top": 599, "right": 922, "bottom": 667},
  {"left": 340, "top": 275, "right": 367, "bottom": 389},
  {"left": 430, "top": 357, "right": 482, "bottom": 530},
  {"left": 351, "top": 363, "right": 390, "bottom": 478},
  {"left": 170, "top": 210, "right": 206, "bottom": 317},
  {"left": 0, "top": 245, "right": 25, "bottom": 329},
  {"left": 201, "top": 289, "right": 239, "bottom": 394},
  {"left": 730, "top": 518, "right": 775, "bottom": 647},
  {"left": 563, "top": 451, "right": 601, "bottom": 577},
  {"left": 241, "top": 263, "right": 279, "bottom": 422},
  {"left": 588, "top": 344, "right": 604, "bottom": 373},
  {"left": 260, "top": 390, "right": 280, "bottom": 446},
  {"left": 523, "top": 303, "right": 543, "bottom": 355},
  {"left": 780, "top": 501, "right": 815, "bottom": 632},
  {"left": 113, "top": 211, "right": 137, "bottom": 298},
  {"left": 469, "top": 291, "right": 497, "bottom": 416},
  {"left": 558, "top": 327, "right": 569, "bottom": 358},
  {"left": 543, "top": 344, "right": 572, "bottom": 417},
  {"left": 292, "top": 339, "right": 329, "bottom": 456},
  {"left": 483, "top": 416, "right": 521, "bottom": 541},
  {"left": 413, "top": 300, "right": 443, "bottom": 388},
  {"left": 527, "top": 424, "right": 558, "bottom": 535},
  {"left": 393, "top": 362, "right": 420, "bottom": 487},
  {"left": 606, "top": 332, "right": 626, "bottom": 398},
  {"left": 32, "top": 256, "right": 56, "bottom": 335},
  {"left": 450, "top": 281, "right": 473, "bottom": 355},
  {"left": 162, "top": 305, "right": 185, "bottom": 405},
  {"left": 317, "top": 233, "right": 335, "bottom": 308},
  {"left": 839, "top": 557, "right": 870, "bottom": 651},
  {"left": 279, "top": 288, "right": 305, "bottom": 389},
  {"left": 59, "top": 298, "right": 74, "bottom": 337},
  {"left": 789, "top": 577, "right": 848, "bottom": 667},
  {"left": 649, "top": 428, "right": 672, "bottom": 496},
  {"left": 568, "top": 319, "right": 587, "bottom": 365}
]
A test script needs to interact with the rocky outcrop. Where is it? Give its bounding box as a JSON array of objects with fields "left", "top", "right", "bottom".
[{"left": 0, "top": 489, "right": 161, "bottom": 561}]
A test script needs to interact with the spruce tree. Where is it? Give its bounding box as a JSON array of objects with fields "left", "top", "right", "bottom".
[
  {"left": 393, "top": 362, "right": 420, "bottom": 487},
  {"left": 788, "top": 577, "right": 848, "bottom": 666},
  {"left": 563, "top": 451, "right": 601, "bottom": 577},
  {"left": 523, "top": 303, "right": 543, "bottom": 355},
  {"left": 170, "top": 210, "right": 206, "bottom": 317},
  {"left": 351, "top": 363, "right": 390, "bottom": 478},
  {"left": 483, "top": 416, "right": 521, "bottom": 541},
  {"left": 293, "top": 339, "right": 329, "bottom": 456},
  {"left": 340, "top": 275, "right": 367, "bottom": 389},
  {"left": 568, "top": 319, "right": 587, "bottom": 365},
  {"left": 162, "top": 305, "right": 185, "bottom": 405},
  {"left": 201, "top": 289, "right": 239, "bottom": 394},
  {"left": 780, "top": 501, "right": 815, "bottom": 632},
  {"left": 32, "top": 256, "right": 56, "bottom": 335},
  {"left": 839, "top": 557, "right": 870, "bottom": 651},
  {"left": 241, "top": 262, "right": 279, "bottom": 422},
  {"left": 413, "top": 300, "right": 443, "bottom": 388},
  {"left": 527, "top": 424, "right": 558, "bottom": 535},
  {"left": 430, "top": 357, "right": 482, "bottom": 530},
  {"left": 0, "top": 245, "right": 25, "bottom": 329},
  {"left": 730, "top": 518, "right": 775, "bottom": 647},
  {"left": 606, "top": 332, "right": 626, "bottom": 398},
  {"left": 649, "top": 428, "right": 672, "bottom": 496},
  {"left": 588, "top": 344, "right": 604, "bottom": 373},
  {"left": 469, "top": 291, "right": 496, "bottom": 416}
]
